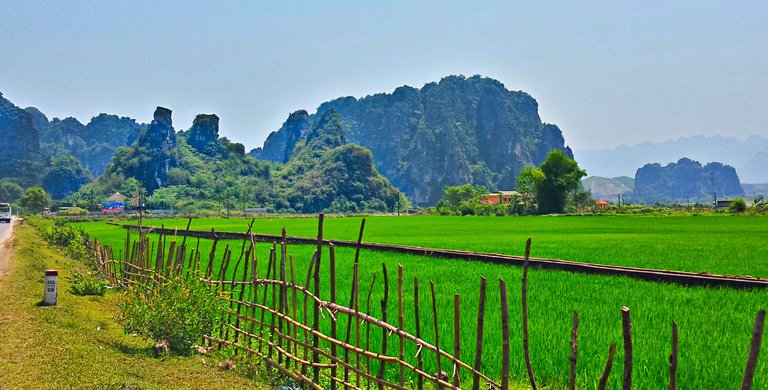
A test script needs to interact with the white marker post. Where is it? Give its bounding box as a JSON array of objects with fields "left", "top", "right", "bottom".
[{"left": 43, "top": 270, "right": 58, "bottom": 306}]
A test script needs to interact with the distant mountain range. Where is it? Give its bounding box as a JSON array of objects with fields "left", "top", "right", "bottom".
[{"left": 575, "top": 136, "right": 768, "bottom": 184}]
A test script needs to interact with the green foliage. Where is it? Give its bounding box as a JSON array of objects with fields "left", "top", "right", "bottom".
[
  {"left": 60, "top": 206, "right": 88, "bottom": 216},
  {"left": 729, "top": 198, "right": 747, "bottom": 213},
  {"left": 19, "top": 186, "right": 52, "bottom": 214},
  {"left": 42, "top": 154, "right": 92, "bottom": 200},
  {"left": 116, "top": 275, "right": 227, "bottom": 354},
  {"left": 435, "top": 183, "right": 489, "bottom": 215},
  {"left": 68, "top": 271, "right": 108, "bottom": 296},
  {"left": 536, "top": 150, "right": 587, "bottom": 214},
  {"left": 0, "top": 179, "right": 24, "bottom": 202},
  {"left": 516, "top": 166, "right": 545, "bottom": 195}
]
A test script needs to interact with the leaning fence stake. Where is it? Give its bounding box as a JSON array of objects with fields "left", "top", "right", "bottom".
[
  {"left": 377, "top": 263, "right": 389, "bottom": 390},
  {"left": 500, "top": 278, "right": 510, "bottom": 390},
  {"left": 569, "top": 310, "right": 579, "bottom": 390},
  {"left": 598, "top": 343, "right": 617, "bottom": 390},
  {"left": 668, "top": 319, "right": 678, "bottom": 390},
  {"left": 313, "top": 213, "right": 324, "bottom": 385},
  {"left": 741, "top": 309, "right": 766, "bottom": 390},
  {"left": 522, "top": 238, "right": 538, "bottom": 390},
  {"left": 414, "top": 277, "right": 424, "bottom": 390},
  {"left": 622, "top": 306, "right": 633, "bottom": 390},
  {"left": 453, "top": 294, "right": 461, "bottom": 388},
  {"left": 472, "top": 276, "right": 487, "bottom": 390}
]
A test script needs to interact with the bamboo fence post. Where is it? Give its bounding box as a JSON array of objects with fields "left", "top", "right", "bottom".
[
  {"left": 622, "top": 306, "right": 632, "bottom": 390},
  {"left": 248, "top": 233, "right": 258, "bottom": 355},
  {"left": 223, "top": 248, "right": 242, "bottom": 346},
  {"left": 289, "top": 254, "right": 299, "bottom": 359},
  {"left": 205, "top": 229, "right": 219, "bottom": 279},
  {"left": 377, "top": 263, "right": 389, "bottom": 390},
  {"left": 668, "top": 320, "right": 678, "bottom": 390},
  {"left": 258, "top": 245, "right": 276, "bottom": 353},
  {"left": 569, "top": 310, "right": 579, "bottom": 390},
  {"left": 279, "top": 230, "right": 289, "bottom": 369},
  {"left": 453, "top": 294, "right": 461, "bottom": 388},
  {"left": 414, "top": 277, "right": 424, "bottom": 390},
  {"left": 267, "top": 244, "right": 279, "bottom": 363},
  {"left": 430, "top": 280, "right": 444, "bottom": 389},
  {"left": 233, "top": 241, "right": 252, "bottom": 348},
  {"left": 313, "top": 213, "right": 324, "bottom": 385},
  {"left": 397, "top": 264, "right": 406, "bottom": 387},
  {"left": 500, "top": 278, "right": 510, "bottom": 390},
  {"left": 344, "top": 261, "right": 360, "bottom": 388},
  {"left": 472, "top": 276, "right": 487, "bottom": 390},
  {"left": 598, "top": 344, "right": 617, "bottom": 390},
  {"left": 301, "top": 251, "right": 317, "bottom": 378},
  {"left": 522, "top": 238, "right": 537, "bottom": 390},
  {"left": 365, "top": 272, "right": 377, "bottom": 389},
  {"left": 740, "top": 309, "right": 766, "bottom": 390},
  {"left": 330, "top": 243, "right": 338, "bottom": 390}
]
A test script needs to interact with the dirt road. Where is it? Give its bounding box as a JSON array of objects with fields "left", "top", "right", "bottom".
[{"left": 0, "top": 218, "right": 14, "bottom": 278}]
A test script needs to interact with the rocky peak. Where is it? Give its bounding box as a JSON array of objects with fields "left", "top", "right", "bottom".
[
  {"left": 187, "top": 114, "right": 220, "bottom": 154},
  {"left": 249, "top": 109, "right": 309, "bottom": 162},
  {"left": 153, "top": 106, "right": 173, "bottom": 126},
  {"left": 140, "top": 106, "right": 176, "bottom": 151}
]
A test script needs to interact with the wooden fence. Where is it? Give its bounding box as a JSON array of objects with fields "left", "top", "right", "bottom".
[
  {"left": 84, "top": 216, "right": 765, "bottom": 389},
  {"left": 114, "top": 223, "right": 768, "bottom": 289}
]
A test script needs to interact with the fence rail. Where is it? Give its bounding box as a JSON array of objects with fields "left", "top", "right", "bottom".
[{"left": 114, "top": 223, "right": 768, "bottom": 289}]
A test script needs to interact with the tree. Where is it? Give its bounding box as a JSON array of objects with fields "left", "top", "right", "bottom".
[
  {"left": 729, "top": 198, "right": 747, "bottom": 213},
  {"left": 0, "top": 179, "right": 24, "bottom": 203},
  {"left": 536, "top": 150, "right": 587, "bottom": 214},
  {"left": 516, "top": 166, "right": 545, "bottom": 195},
  {"left": 435, "top": 184, "right": 489, "bottom": 215},
  {"left": 19, "top": 186, "right": 52, "bottom": 214}
]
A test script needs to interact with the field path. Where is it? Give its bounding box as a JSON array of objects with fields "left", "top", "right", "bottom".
[{"left": 0, "top": 217, "right": 15, "bottom": 279}]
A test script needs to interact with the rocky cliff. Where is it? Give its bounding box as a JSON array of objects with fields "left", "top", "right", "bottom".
[
  {"left": 253, "top": 75, "right": 573, "bottom": 205},
  {"left": 108, "top": 107, "right": 179, "bottom": 192},
  {"left": 632, "top": 158, "right": 744, "bottom": 202},
  {"left": 28, "top": 109, "right": 144, "bottom": 177},
  {"left": 0, "top": 92, "right": 43, "bottom": 186}
]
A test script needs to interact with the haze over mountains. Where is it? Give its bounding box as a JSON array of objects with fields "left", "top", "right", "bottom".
[{"left": 576, "top": 135, "right": 768, "bottom": 184}]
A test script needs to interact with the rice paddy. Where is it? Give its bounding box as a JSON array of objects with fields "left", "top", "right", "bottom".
[{"left": 75, "top": 215, "right": 768, "bottom": 388}]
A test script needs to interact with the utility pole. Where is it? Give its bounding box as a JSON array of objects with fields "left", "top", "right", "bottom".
[{"left": 396, "top": 192, "right": 401, "bottom": 216}]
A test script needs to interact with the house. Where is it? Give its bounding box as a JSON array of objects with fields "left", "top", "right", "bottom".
[
  {"left": 106, "top": 192, "right": 128, "bottom": 202},
  {"left": 713, "top": 199, "right": 733, "bottom": 211},
  {"left": 596, "top": 199, "right": 609, "bottom": 208},
  {"left": 483, "top": 191, "right": 520, "bottom": 205}
]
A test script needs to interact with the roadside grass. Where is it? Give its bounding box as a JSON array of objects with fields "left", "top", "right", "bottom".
[
  {"left": 0, "top": 223, "right": 269, "bottom": 389},
  {"left": 77, "top": 218, "right": 768, "bottom": 389}
]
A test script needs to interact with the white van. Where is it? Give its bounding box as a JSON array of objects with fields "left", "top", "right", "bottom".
[{"left": 0, "top": 203, "right": 11, "bottom": 223}]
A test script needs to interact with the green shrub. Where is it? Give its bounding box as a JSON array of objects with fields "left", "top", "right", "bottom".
[
  {"left": 729, "top": 198, "right": 747, "bottom": 213},
  {"left": 60, "top": 206, "right": 88, "bottom": 216},
  {"left": 69, "top": 271, "right": 108, "bottom": 296},
  {"left": 116, "top": 275, "right": 227, "bottom": 354}
]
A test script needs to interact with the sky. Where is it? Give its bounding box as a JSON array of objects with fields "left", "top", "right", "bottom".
[{"left": 1, "top": 1, "right": 766, "bottom": 152}]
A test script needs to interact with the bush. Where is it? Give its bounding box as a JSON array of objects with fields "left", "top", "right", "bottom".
[
  {"left": 60, "top": 207, "right": 88, "bottom": 216},
  {"left": 116, "top": 275, "right": 227, "bottom": 354},
  {"left": 69, "top": 271, "right": 108, "bottom": 296},
  {"left": 729, "top": 198, "right": 747, "bottom": 213}
]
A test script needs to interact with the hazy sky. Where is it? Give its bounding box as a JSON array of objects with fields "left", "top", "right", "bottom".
[{"left": 1, "top": 1, "right": 766, "bottom": 152}]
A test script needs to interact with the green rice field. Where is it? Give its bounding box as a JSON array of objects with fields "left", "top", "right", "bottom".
[{"left": 75, "top": 215, "right": 768, "bottom": 389}]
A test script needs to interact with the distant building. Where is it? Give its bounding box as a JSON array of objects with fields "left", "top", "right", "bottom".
[
  {"left": 106, "top": 192, "right": 128, "bottom": 202},
  {"left": 713, "top": 200, "right": 733, "bottom": 211},
  {"left": 596, "top": 199, "right": 609, "bottom": 208},
  {"left": 483, "top": 191, "right": 520, "bottom": 205}
]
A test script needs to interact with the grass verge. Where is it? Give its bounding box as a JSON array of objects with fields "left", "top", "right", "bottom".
[{"left": 0, "top": 222, "right": 269, "bottom": 389}]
